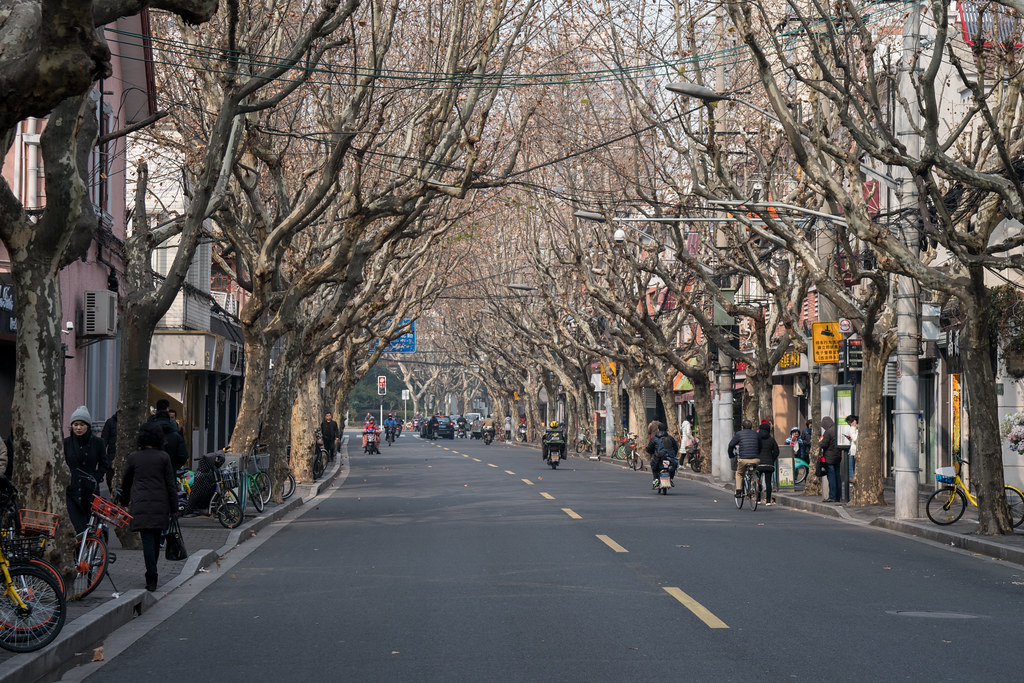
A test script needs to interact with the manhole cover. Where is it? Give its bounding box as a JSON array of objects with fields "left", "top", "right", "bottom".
[{"left": 886, "top": 611, "right": 982, "bottom": 619}]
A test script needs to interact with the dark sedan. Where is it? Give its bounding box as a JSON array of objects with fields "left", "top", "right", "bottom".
[{"left": 435, "top": 416, "right": 455, "bottom": 439}]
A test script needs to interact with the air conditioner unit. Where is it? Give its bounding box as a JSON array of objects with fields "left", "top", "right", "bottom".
[{"left": 83, "top": 290, "right": 117, "bottom": 337}]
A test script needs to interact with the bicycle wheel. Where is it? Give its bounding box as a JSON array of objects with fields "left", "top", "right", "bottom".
[
  {"left": 0, "top": 564, "right": 66, "bottom": 652},
  {"left": 247, "top": 476, "right": 265, "bottom": 512},
  {"left": 926, "top": 487, "right": 966, "bottom": 525},
  {"left": 1004, "top": 486, "right": 1024, "bottom": 528},
  {"left": 313, "top": 451, "right": 326, "bottom": 480},
  {"left": 216, "top": 493, "right": 243, "bottom": 529},
  {"left": 256, "top": 471, "right": 272, "bottom": 505},
  {"left": 72, "top": 535, "right": 108, "bottom": 600},
  {"left": 281, "top": 473, "right": 296, "bottom": 500},
  {"left": 734, "top": 483, "right": 744, "bottom": 509},
  {"left": 629, "top": 450, "right": 643, "bottom": 471},
  {"left": 748, "top": 475, "right": 760, "bottom": 511},
  {"left": 26, "top": 558, "right": 65, "bottom": 595},
  {"left": 689, "top": 457, "right": 702, "bottom": 473},
  {"left": 575, "top": 440, "right": 583, "bottom": 454},
  {"left": 794, "top": 465, "right": 808, "bottom": 486}
]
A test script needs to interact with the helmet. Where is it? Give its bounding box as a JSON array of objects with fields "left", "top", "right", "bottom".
[
  {"left": 549, "top": 421, "right": 558, "bottom": 429},
  {"left": 790, "top": 426, "right": 800, "bottom": 433}
]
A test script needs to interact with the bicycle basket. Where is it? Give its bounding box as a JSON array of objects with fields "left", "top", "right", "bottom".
[
  {"left": 219, "top": 465, "right": 240, "bottom": 489},
  {"left": 935, "top": 466, "right": 956, "bottom": 485},
  {"left": 247, "top": 454, "right": 270, "bottom": 474},
  {"left": 19, "top": 509, "right": 59, "bottom": 538},
  {"left": 90, "top": 495, "right": 133, "bottom": 528},
  {"left": 1, "top": 534, "right": 48, "bottom": 559}
]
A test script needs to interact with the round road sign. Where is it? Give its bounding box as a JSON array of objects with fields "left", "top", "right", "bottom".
[{"left": 838, "top": 318, "right": 852, "bottom": 334}]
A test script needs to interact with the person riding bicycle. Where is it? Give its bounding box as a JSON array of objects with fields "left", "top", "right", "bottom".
[
  {"left": 383, "top": 414, "right": 398, "bottom": 441},
  {"left": 541, "top": 421, "right": 566, "bottom": 460},
  {"left": 728, "top": 419, "right": 761, "bottom": 498},
  {"left": 646, "top": 422, "right": 679, "bottom": 486}
]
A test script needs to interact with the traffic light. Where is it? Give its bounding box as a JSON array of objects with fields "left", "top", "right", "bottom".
[{"left": 377, "top": 376, "right": 386, "bottom": 395}]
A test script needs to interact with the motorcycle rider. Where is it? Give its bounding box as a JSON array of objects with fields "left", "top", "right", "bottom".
[
  {"left": 646, "top": 422, "right": 679, "bottom": 486},
  {"left": 541, "top": 420, "right": 566, "bottom": 460},
  {"left": 383, "top": 414, "right": 398, "bottom": 443},
  {"left": 482, "top": 414, "right": 496, "bottom": 441},
  {"left": 456, "top": 414, "right": 468, "bottom": 436},
  {"left": 428, "top": 414, "right": 439, "bottom": 440},
  {"left": 363, "top": 418, "right": 380, "bottom": 454}
]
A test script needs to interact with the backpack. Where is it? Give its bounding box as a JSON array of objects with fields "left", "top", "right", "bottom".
[{"left": 656, "top": 434, "right": 676, "bottom": 460}]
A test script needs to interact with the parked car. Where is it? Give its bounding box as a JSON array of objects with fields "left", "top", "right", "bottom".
[{"left": 436, "top": 416, "right": 455, "bottom": 439}]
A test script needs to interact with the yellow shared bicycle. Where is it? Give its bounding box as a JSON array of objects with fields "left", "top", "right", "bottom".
[{"left": 927, "top": 455, "right": 1024, "bottom": 527}]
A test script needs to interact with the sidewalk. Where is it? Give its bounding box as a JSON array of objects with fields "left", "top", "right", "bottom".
[
  {"left": 505, "top": 439, "right": 1024, "bottom": 567},
  {"left": 0, "top": 438, "right": 349, "bottom": 683}
]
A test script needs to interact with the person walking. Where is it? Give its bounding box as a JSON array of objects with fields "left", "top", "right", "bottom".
[
  {"left": 504, "top": 415, "right": 512, "bottom": 442},
  {"left": 757, "top": 420, "right": 780, "bottom": 505},
  {"left": 64, "top": 406, "right": 110, "bottom": 535},
  {"left": 120, "top": 422, "right": 178, "bottom": 592},
  {"left": 728, "top": 419, "right": 761, "bottom": 499},
  {"left": 320, "top": 412, "right": 340, "bottom": 460},
  {"left": 820, "top": 416, "right": 842, "bottom": 502},
  {"left": 148, "top": 399, "right": 188, "bottom": 470}
]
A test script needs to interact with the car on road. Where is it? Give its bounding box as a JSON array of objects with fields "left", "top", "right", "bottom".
[{"left": 435, "top": 416, "right": 455, "bottom": 439}]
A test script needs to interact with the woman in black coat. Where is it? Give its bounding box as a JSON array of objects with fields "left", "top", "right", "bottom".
[
  {"left": 121, "top": 422, "right": 177, "bottom": 591},
  {"left": 64, "top": 405, "right": 110, "bottom": 534},
  {"left": 757, "top": 421, "right": 780, "bottom": 505}
]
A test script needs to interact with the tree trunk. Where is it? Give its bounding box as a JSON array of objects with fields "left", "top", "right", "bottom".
[
  {"left": 849, "top": 342, "right": 887, "bottom": 505},
  {"left": 693, "top": 375, "right": 713, "bottom": 457},
  {"left": 111, "top": 306, "right": 158, "bottom": 548},
  {"left": 228, "top": 325, "right": 273, "bottom": 452},
  {"left": 963, "top": 274, "right": 1012, "bottom": 534},
  {"left": 287, "top": 366, "right": 317, "bottom": 485},
  {"left": 804, "top": 368, "right": 823, "bottom": 497}
]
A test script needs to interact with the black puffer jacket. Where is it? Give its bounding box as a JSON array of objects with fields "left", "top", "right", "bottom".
[
  {"left": 120, "top": 448, "right": 176, "bottom": 531},
  {"left": 148, "top": 412, "right": 188, "bottom": 470},
  {"left": 728, "top": 429, "right": 760, "bottom": 459},
  {"left": 758, "top": 424, "right": 779, "bottom": 466},
  {"left": 819, "top": 417, "right": 841, "bottom": 465}
]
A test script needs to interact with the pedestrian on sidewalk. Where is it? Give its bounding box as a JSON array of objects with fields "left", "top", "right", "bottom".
[
  {"left": 64, "top": 406, "right": 109, "bottom": 535},
  {"left": 320, "top": 412, "right": 340, "bottom": 460},
  {"left": 846, "top": 414, "right": 859, "bottom": 481},
  {"left": 819, "top": 416, "right": 842, "bottom": 502},
  {"left": 120, "top": 422, "right": 177, "bottom": 592},
  {"left": 758, "top": 420, "right": 779, "bottom": 505},
  {"left": 728, "top": 419, "right": 761, "bottom": 498}
]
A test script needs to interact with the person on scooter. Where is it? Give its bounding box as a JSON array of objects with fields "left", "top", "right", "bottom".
[
  {"left": 456, "top": 414, "right": 467, "bottom": 436},
  {"left": 428, "top": 414, "right": 439, "bottom": 439},
  {"left": 646, "top": 422, "right": 679, "bottom": 486},
  {"left": 541, "top": 421, "right": 566, "bottom": 460},
  {"left": 363, "top": 418, "right": 380, "bottom": 453},
  {"left": 383, "top": 414, "right": 398, "bottom": 444},
  {"left": 482, "top": 414, "right": 496, "bottom": 442}
]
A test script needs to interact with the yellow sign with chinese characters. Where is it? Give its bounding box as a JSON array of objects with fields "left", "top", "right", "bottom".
[
  {"left": 600, "top": 362, "right": 617, "bottom": 384},
  {"left": 812, "top": 322, "right": 843, "bottom": 364},
  {"left": 777, "top": 349, "right": 801, "bottom": 370}
]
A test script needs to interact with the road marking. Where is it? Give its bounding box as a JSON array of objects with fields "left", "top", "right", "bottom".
[
  {"left": 540, "top": 492, "right": 555, "bottom": 500},
  {"left": 472, "top": 458, "right": 481, "bottom": 462},
  {"left": 562, "top": 508, "right": 581, "bottom": 519},
  {"left": 596, "top": 535, "right": 627, "bottom": 553},
  {"left": 488, "top": 463, "right": 498, "bottom": 468},
  {"left": 521, "top": 479, "right": 534, "bottom": 486},
  {"left": 663, "top": 587, "right": 729, "bottom": 629},
  {"left": 504, "top": 470, "right": 516, "bottom": 475}
]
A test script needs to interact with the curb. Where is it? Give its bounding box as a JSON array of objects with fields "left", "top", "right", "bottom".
[
  {"left": 0, "top": 450, "right": 346, "bottom": 683},
  {"left": 868, "top": 517, "right": 1024, "bottom": 566}
]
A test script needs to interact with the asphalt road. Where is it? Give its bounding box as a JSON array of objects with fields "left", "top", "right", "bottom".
[{"left": 74, "top": 434, "right": 1024, "bottom": 681}]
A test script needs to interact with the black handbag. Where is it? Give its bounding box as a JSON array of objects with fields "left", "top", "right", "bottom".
[
  {"left": 815, "top": 457, "right": 827, "bottom": 477},
  {"left": 165, "top": 517, "right": 188, "bottom": 561}
]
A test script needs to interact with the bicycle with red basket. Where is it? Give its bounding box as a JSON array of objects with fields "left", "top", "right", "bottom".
[{"left": 73, "top": 494, "right": 132, "bottom": 600}]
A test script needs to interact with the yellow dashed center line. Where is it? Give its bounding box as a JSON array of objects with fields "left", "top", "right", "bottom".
[
  {"left": 540, "top": 492, "right": 555, "bottom": 500},
  {"left": 663, "top": 587, "right": 729, "bottom": 629},
  {"left": 505, "top": 470, "right": 516, "bottom": 475},
  {"left": 596, "top": 535, "right": 628, "bottom": 553},
  {"left": 472, "top": 458, "right": 481, "bottom": 462},
  {"left": 562, "top": 508, "right": 582, "bottom": 519},
  {"left": 521, "top": 479, "right": 535, "bottom": 486},
  {"left": 488, "top": 463, "right": 498, "bottom": 468}
]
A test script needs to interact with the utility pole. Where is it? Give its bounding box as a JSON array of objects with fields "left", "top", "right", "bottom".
[{"left": 894, "top": 5, "right": 922, "bottom": 519}]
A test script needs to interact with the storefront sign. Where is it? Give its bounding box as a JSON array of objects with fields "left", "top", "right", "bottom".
[
  {"left": 952, "top": 374, "right": 962, "bottom": 460},
  {"left": 777, "top": 349, "right": 801, "bottom": 370}
]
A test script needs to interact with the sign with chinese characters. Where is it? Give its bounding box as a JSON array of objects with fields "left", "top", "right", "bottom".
[
  {"left": 812, "top": 322, "right": 843, "bottom": 364},
  {"left": 777, "top": 349, "right": 801, "bottom": 370}
]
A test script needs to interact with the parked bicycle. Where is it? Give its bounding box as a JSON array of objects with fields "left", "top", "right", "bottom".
[
  {"left": 927, "top": 455, "right": 1024, "bottom": 526},
  {"left": 735, "top": 462, "right": 764, "bottom": 511},
  {"left": 312, "top": 429, "right": 327, "bottom": 480},
  {"left": 281, "top": 445, "right": 296, "bottom": 501},
  {"left": 574, "top": 431, "right": 594, "bottom": 455},
  {"left": 73, "top": 494, "right": 131, "bottom": 600},
  {"left": 244, "top": 446, "right": 272, "bottom": 513},
  {"left": 0, "top": 511, "right": 66, "bottom": 652},
  {"left": 612, "top": 432, "right": 643, "bottom": 471},
  {"left": 0, "top": 479, "right": 65, "bottom": 599}
]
